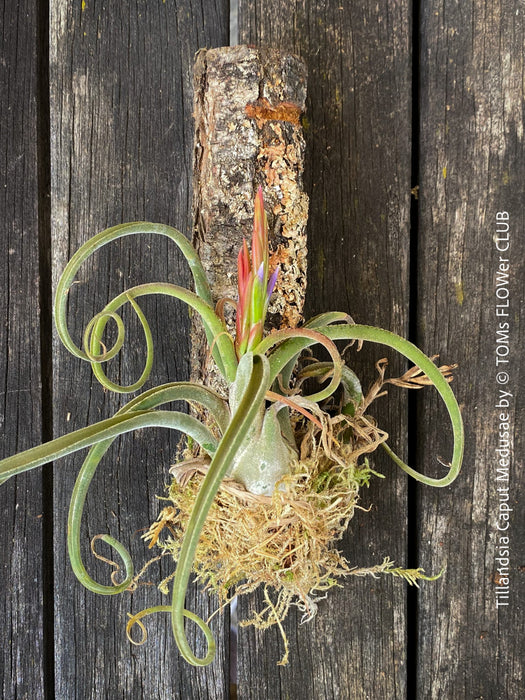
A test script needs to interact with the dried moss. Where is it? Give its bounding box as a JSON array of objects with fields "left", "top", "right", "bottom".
[
  {"left": 140, "top": 360, "right": 447, "bottom": 664},
  {"left": 145, "top": 412, "right": 385, "bottom": 631}
]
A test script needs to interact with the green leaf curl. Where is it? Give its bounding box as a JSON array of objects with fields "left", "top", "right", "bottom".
[
  {"left": 65, "top": 382, "right": 230, "bottom": 596},
  {"left": 86, "top": 295, "right": 155, "bottom": 393},
  {"left": 53, "top": 222, "right": 238, "bottom": 389},
  {"left": 256, "top": 327, "right": 344, "bottom": 404},
  {"left": 83, "top": 282, "right": 237, "bottom": 391},
  {"left": 266, "top": 323, "right": 464, "bottom": 488},
  {"left": 126, "top": 605, "right": 215, "bottom": 666},
  {"left": 273, "top": 311, "right": 353, "bottom": 391}
]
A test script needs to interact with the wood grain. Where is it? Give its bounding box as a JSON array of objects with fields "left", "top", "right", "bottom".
[
  {"left": 416, "top": 2, "right": 525, "bottom": 698},
  {"left": 2, "top": 1, "right": 523, "bottom": 697},
  {"left": 238, "top": 1, "right": 412, "bottom": 697},
  {"left": 0, "top": 0, "right": 45, "bottom": 697},
  {"left": 50, "top": 1, "right": 229, "bottom": 697}
]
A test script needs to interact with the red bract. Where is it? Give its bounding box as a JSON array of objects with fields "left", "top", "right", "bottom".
[{"left": 235, "top": 187, "right": 279, "bottom": 357}]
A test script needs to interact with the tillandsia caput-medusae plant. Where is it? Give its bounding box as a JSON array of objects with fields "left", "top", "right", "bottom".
[{"left": 0, "top": 186, "right": 464, "bottom": 667}]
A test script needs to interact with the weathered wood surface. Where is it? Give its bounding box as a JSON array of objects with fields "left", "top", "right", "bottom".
[
  {"left": 0, "top": 0, "right": 524, "bottom": 699},
  {"left": 48, "top": 1, "right": 229, "bottom": 698},
  {"left": 0, "top": 1, "right": 46, "bottom": 697},
  {"left": 416, "top": 2, "right": 525, "bottom": 698}
]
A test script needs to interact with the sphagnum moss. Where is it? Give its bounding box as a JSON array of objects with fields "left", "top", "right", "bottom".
[{"left": 139, "top": 361, "right": 447, "bottom": 664}]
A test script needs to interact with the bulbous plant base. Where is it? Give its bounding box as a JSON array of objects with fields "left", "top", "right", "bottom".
[{"left": 143, "top": 375, "right": 439, "bottom": 665}]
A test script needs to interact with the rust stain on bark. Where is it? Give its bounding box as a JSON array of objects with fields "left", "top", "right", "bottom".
[{"left": 245, "top": 97, "right": 302, "bottom": 128}]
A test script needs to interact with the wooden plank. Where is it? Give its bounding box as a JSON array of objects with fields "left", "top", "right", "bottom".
[
  {"left": 238, "top": 2, "right": 413, "bottom": 696},
  {"left": 50, "top": 1, "right": 229, "bottom": 697},
  {"left": 417, "top": 1, "right": 525, "bottom": 697},
  {"left": 0, "top": 0, "right": 46, "bottom": 696}
]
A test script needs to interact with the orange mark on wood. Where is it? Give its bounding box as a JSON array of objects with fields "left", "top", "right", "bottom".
[{"left": 245, "top": 98, "right": 301, "bottom": 128}]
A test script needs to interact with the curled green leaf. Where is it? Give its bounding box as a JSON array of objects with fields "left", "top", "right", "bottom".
[
  {"left": 266, "top": 323, "right": 464, "bottom": 487},
  {"left": 54, "top": 222, "right": 238, "bottom": 389}
]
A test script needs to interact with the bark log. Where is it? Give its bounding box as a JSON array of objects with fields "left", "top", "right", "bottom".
[{"left": 191, "top": 45, "right": 308, "bottom": 391}]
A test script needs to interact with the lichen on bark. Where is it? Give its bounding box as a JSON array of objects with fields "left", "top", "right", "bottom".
[{"left": 191, "top": 45, "right": 309, "bottom": 392}]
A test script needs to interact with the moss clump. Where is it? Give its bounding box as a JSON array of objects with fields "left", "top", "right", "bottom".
[
  {"left": 143, "top": 415, "right": 389, "bottom": 657},
  {"left": 140, "top": 360, "right": 449, "bottom": 664}
]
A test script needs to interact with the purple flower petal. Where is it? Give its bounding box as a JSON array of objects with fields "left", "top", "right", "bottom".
[{"left": 266, "top": 266, "right": 279, "bottom": 299}]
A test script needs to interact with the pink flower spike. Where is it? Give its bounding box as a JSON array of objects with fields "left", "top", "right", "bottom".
[
  {"left": 252, "top": 186, "right": 268, "bottom": 271},
  {"left": 236, "top": 239, "right": 253, "bottom": 356},
  {"left": 235, "top": 187, "right": 278, "bottom": 358},
  {"left": 238, "top": 239, "right": 251, "bottom": 289}
]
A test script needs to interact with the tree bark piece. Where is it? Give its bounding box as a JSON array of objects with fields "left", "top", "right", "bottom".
[{"left": 191, "top": 45, "right": 309, "bottom": 391}]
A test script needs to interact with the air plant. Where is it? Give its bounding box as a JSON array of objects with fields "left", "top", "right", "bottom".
[{"left": 0, "top": 187, "right": 464, "bottom": 667}]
